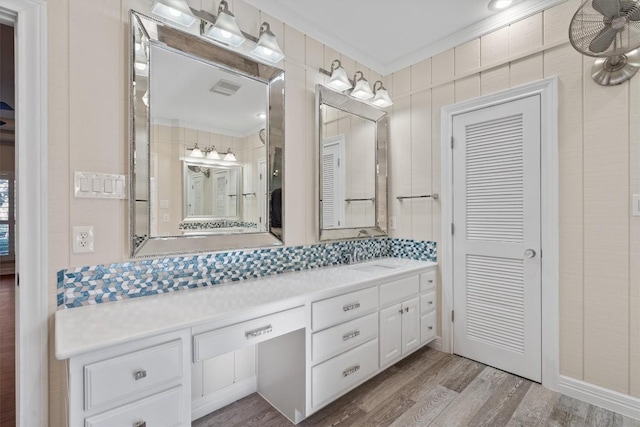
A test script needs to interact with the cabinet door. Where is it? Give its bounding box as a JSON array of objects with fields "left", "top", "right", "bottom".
[
  {"left": 379, "top": 303, "right": 402, "bottom": 367},
  {"left": 401, "top": 297, "right": 420, "bottom": 355}
]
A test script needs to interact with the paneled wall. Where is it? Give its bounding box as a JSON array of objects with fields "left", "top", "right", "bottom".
[{"left": 384, "top": 0, "right": 639, "bottom": 399}]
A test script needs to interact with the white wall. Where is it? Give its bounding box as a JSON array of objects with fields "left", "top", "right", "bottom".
[{"left": 384, "top": 0, "right": 639, "bottom": 399}]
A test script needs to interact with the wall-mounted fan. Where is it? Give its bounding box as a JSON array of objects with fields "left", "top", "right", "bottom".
[{"left": 569, "top": 0, "right": 640, "bottom": 85}]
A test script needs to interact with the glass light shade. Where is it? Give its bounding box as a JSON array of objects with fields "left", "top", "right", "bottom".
[
  {"left": 206, "top": 147, "right": 220, "bottom": 160},
  {"left": 251, "top": 23, "right": 284, "bottom": 63},
  {"left": 327, "top": 66, "right": 352, "bottom": 92},
  {"left": 224, "top": 148, "right": 237, "bottom": 161},
  {"left": 350, "top": 75, "right": 374, "bottom": 100},
  {"left": 488, "top": 0, "right": 513, "bottom": 10},
  {"left": 190, "top": 145, "right": 204, "bottom": 158},
  {"left": 205, "top": 2, "right": 246, "bottom": 47},
  {"left": 371, "top": 82, "right": 393, "bottom": 108},
  {"left": 151, "top": 0, "right": 196, "bottom": 27}
]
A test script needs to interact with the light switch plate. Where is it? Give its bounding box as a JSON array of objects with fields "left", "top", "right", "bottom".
[
  {"left": 633, "top": 194, "right": 640, "bottom": 216},
  {"left": 74, "top": 171, "right": 127, "bottom": 199}
]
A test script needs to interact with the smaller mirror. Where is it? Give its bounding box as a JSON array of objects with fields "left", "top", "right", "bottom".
[{"left": 317, "top": 85, "right": 388, "bottom": 241}]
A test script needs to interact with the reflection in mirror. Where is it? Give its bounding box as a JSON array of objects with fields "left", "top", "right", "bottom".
[
  {"left": 130, "top": 11, "right": 285, "bottom": 257},
  {"left": 317, "top": 85, "right": 388, "bottom": 241}
]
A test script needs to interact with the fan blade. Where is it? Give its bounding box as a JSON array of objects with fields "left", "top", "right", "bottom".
[
  {"left": 590, "top": 25, "right": 619, "bottom": 52},
  {"left": 621, "top": 0, "right": 640, "bottom": 20},
  {"left": 593, "top": 0, "right": 622, "bottom": 17}
]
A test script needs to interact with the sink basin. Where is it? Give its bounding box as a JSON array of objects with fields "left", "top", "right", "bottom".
[{"left": 349, "top": 263, "right": 399, "bottom": 274}]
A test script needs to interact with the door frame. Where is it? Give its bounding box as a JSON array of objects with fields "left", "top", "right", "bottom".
[
  {"left": 440, "top": 77, "right": 558, "bottom": 389},
  {"left": 0, "top": 1, "right": 48, "bottom": 426}
]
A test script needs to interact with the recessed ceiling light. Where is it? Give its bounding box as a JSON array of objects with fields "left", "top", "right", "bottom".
[{"left": 488, "top": 0, "right": 513, "bottom": 11}]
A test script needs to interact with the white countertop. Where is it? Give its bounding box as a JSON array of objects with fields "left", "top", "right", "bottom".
[{"left": 55, "top": 257, "right": 436, "bottom": 359}]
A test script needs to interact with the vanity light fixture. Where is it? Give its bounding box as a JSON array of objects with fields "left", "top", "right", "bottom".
[
  {"left": 326, "top": 60, "right": 353, "bottom": 92},
  {"left": 488, "top": 0, "right": 513, "bottom": 11},
  {"left": 151, "top": 0, "right": 197, "bottom": 28},
  {"left": 205, "top": 0, "right": 246, "bottom": 47},
  {"left": 251, "top": 22, "right": 285, "bottom": 63},
  {"left": 206, "top": 146, "right": 221, "bottom": 160},
  {"left": 350, "top": 71, "right": 374, "bottom": 100},
  {"left": 224, "top": 148, "right": 237, "bottom": 162},
  {"left": 189, "top": 144, "right": 205, "bottom": 158},
  {"left": 370, "top": 81, "right": 393, "bottom": 108}
]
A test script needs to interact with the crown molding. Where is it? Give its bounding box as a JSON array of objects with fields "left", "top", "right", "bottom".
[{"left": 243, "top": 0, "right": 569, "bottom": 75}]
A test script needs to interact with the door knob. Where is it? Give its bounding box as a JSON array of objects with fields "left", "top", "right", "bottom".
[{"left": 524, "top": 249, "right": 536, "bottom": 258}]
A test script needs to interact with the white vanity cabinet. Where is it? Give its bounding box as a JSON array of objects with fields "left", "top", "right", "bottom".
[
  {"left": 420, "top": 270, "right": 438, "bottom": 344},
  {"left": 66, "top": 329, "right": 191, "bottom": 427}
]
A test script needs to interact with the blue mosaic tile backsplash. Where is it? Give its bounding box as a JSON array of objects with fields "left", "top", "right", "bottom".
[{"left": 57, "top": 238, "right": 436, "bottom": 309}]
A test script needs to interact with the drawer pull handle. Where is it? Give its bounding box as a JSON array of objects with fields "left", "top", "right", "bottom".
[
  {"left": 245, "top": 325, "right": 273, "bottom": 339},
  {"left": 343, "top": 303, "right": 361, "bottom": 312},
  {"left": 133, "top": 422, "right": 146, "bottom": 427},
  {"left": 133, "top": 370, "right": 147, "bottom": 381},
  {"left": 342, "top": 330, "right": 361, "bottom": 341},
  {"left": 343, "top": 365, "right": 360, "bottom": 377},
  {"left": 428, "top": 326, "right": 433, "bottom": 330}
]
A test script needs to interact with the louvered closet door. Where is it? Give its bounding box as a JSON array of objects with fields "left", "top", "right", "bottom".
[{"left": 452, "top": 95, "right": 541, "bottom": 382}]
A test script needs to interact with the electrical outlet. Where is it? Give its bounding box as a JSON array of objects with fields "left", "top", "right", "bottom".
[{"left": 72, "top": 226, "right": 94, "bottom": 254}]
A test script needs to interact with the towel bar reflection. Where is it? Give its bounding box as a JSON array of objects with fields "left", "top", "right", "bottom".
[
  {"left": 396, "top": 194, "right": 439, "bottom": 201},
  {"left": 345, "top": 198, "right": 375, "bottom": 202}
]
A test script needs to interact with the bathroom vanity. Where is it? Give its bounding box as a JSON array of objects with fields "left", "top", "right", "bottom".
[{"left": 56, "top": 258, "right": 438, "bottom": 426}]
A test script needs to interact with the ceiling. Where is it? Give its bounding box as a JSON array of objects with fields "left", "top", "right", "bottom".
[{"left": 243, "top": 0, "right": 567, "bottom": 74}]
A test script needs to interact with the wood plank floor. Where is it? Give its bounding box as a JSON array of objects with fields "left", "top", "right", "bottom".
[
  {"left": 193, "top": 346, "right": 640, "bottom": 427},
  {"left": 0, "top": 275, "right": 14, "bottom": 427}
]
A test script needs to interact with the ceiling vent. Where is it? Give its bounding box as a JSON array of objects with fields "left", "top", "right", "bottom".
[{"left": 210, "top": 79, "right": 241, "bottom": 96}]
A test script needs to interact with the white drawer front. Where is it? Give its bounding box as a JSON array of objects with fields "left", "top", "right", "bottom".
[
  {"left": 311, "top": 312, "right": 378, "bottom": 364},
  {"left": 421, "top": 311, "right": 437, "bottom": 344},
  {"left": 312, "top": 287, "right": 378, "bottom": 331},
  {"left": 193, "top": 306, "right": 305, "bottom": 362},
  {"left": 420, "top": 270, "right": 437, "bottom": 292},
  {"left": 420, "top": 291, "right": 436, "bottom": 314},
  {"left": 379, "top": 275, "right": 419, "bottom": 306},
  {"left": 312, "top": 339, "right": 378, "bottom": 408},
  {"left": 85, "top": 386, "right": 183, "bottom": 427},
  {"left": 84, "top": 340, "right": 183, "bottom": 411}
]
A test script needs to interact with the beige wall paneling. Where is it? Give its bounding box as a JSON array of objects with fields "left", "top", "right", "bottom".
[
  {"left": 324, "top": 46, "right": 340, "bottom": 74},
  {"left": 509, "top": 53, "right": 543, "bottom": 88},
  {"left": 432, "top": 49, "right": 455, "bottom": 87},
  {"left": 389, "top": 94, "right": 412, "bottom": 238},
  {"left": 284, "top": 25, "right": 305, "bottom": 65},
  {"left": 49, "top": 0, "right": 71, "bottom": 424},
  {"left": 508, "top": 14, "right": 543, "bottom": 57},
  {"left": 543, "top": 0, "right": 580, "bottom": 46},
  {"left": 582, "top": 60, "right": 630, "bottom": 394},
  {"left": 305, "top": 36, "right": 324, "bottom": 71},
  {"left": 454, "top": 39, "right": 480, "bottom": 78},
  {"left": 233, "top": 0, "right": 261, "bottom": 37},
  {"left": 481, "top": 26, "right": 509, "bottom": 67},
  {"left": 69, "top": 0, "right": 125, "bottom": 266},
  {"left": 454, "top": 75, "right": 480, "bottom": 103},
  {"left": 480, "top": 65, "right": 510, "bottom": 95},
  {"left": 410, "top": 90, "right": 432, "bottom": 242},
  {"left": 629, "top": 66, "right": 640, "bottom": 399},
  {"left": 544, "top": 44, "right": 585, "bottom": 380},
  {"left": 411, "top": 58, "right": 431, "bottom": 93},
  {"left": 392, "top": 67, "right": 411, "bottom": 99}
]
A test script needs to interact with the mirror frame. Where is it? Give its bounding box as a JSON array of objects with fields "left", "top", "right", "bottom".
[
  {"left": 130, "top": 11, "right": 285, "bottom": 257},
  {"left": 316, "top": 85, "right": 388, "bottom": 241}
]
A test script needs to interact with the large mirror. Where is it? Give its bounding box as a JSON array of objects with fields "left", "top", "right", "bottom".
[
  {"left": 130, "top": 11, "right": 284, "bottom": 257},
  {"left": 317, "top": 85, "right": 388, "bottom": 241}
]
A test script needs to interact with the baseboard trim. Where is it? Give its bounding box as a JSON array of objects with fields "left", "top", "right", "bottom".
[
  {"left": 427, "top": 336, "right": 442, "bottom": 351},
  {"left": 556, "top": 375, "right": 640, "bottom": 421},
  {"left": 191, "top": 376, "right": 257, "bottom": 421}
]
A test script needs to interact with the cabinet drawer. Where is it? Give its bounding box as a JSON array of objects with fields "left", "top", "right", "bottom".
[
  {"left": 312, "top": 339, "right": 378, "bottom": 408},
  {"left": 85, "top": 386, "right": 183, "bottom": 427},
  {"left": 421, "top": 311, "right": 437, "bottom": 344},
  {"left": 379, "top": 275, "right": 419, "bottom": 306},
  {"left": 312, "top": 312, "right": 378, "bottom": 364},
  {"left": 420, "top": 291, "right": 436, "bottom": 314},
  {"left": 193, "top": 306, "right": 305, "bottom": 362},
  {"left": 420, "top": 270, "right": 437, "bottom": 292},
  {"left": 312, "top": 287, "right": 378, "bottom": 331},
  {"left": 84, "top": 340, "right": 183, "bottom": 411}
]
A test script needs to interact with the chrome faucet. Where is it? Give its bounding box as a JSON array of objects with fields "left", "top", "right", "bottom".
[{"left": 352, "top": 245, "right": 365, "bottom": 263}]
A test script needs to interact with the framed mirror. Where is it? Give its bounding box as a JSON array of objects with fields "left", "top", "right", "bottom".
[
  {"left": 130, "top": 11, "right": 285, "bottom": 257},
  {"left": 316, "top": 85, "right": 388, "bottom": 241}
]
